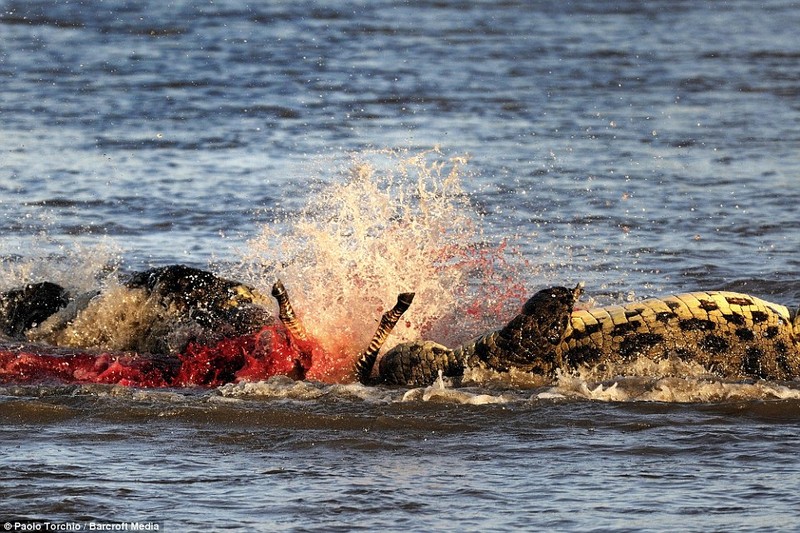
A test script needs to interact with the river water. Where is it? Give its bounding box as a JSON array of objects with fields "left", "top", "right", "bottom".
[{"left": 2, "top": 0, "right": 800, "bottom": 531}]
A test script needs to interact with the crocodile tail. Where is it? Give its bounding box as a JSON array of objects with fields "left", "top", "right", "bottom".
[{"left": 355, "top": 292, "right": 415, "bottom": 384}]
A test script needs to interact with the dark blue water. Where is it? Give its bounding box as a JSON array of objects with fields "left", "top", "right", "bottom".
[{"left": 2, "top": 1, "right": 800, "bottom": 531}]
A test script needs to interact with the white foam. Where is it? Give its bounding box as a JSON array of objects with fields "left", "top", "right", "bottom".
[
  {"left": 545, "top": 369, "right": 800, "bottom": 403},
  {"left": 218, "top": 376, "right": 329, "bottom": 401},
  {"left": 400, "top": 371, "right": 511, "bottom": 405},
  {"left": 221, "top": 372, "right": 513, "bottom": 405}
]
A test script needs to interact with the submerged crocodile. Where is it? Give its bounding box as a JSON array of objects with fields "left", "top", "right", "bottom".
[
  {"left": 356, "top": 284, "right": 800, "bottom": 386},
  {"left": 0, "top": 266, "right": 316, "bottom": 385},
  {"left": 0, "top": 265, "right": 272, "bottom": 354}
]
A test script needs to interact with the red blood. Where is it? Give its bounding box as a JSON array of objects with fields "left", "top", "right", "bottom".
[
  {"left": 0, "top": 347, "right": 175, "bottom": 387},
  {"left": 0, "top": 324, "right": 330, "bottom": 388},
  {"left": 233, "top": 327, "right": 314, "bottom": 383},
  {"left": 95, "top": 358, "right": 170, "bottom": 388},
  {"left": 174, "top": 325, "right": 316, "bottom": 386}
]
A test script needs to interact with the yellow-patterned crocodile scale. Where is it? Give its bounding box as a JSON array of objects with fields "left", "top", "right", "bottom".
[{"left": 559, "top": 291, "right": 799, "bottom": 380}]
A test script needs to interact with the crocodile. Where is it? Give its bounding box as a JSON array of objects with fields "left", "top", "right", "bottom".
[
  {"left": 2, "top": 265, "right": 272, "bottom": 354},
  {"left": 0, "top": 267, "right": 313, "bottom": 386},
  {"left": 358, "top": 284, "right": 800, "bottom": 386}
]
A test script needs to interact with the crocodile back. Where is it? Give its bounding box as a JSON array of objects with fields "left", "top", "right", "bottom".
[{"left": 559, "top": 291, "right": 800, "bottom": 380}]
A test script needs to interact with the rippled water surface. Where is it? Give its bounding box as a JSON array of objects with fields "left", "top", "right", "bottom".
[
  {"left": 2, "top": 0, "right": 800, "bottom": 531},
  {"left": 4, "top": 382, "right": 800, "bottom": 532}
]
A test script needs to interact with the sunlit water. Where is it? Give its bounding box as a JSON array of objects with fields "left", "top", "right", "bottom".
[{"left": 2, "top": 0, "right": 800, "bottom": 531}]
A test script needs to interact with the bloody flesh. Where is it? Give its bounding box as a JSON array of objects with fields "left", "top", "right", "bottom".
[{"left": 0, "top": 324, "right": 322, "bottom": 388}]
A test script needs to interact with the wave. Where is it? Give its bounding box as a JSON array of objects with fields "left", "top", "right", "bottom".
[
  {"left": 220, "top": 370, "right": 800, "bottom": 405},
  {"left": 3, "top": 369, "right": 800, "bottom": 412},
  {"left": 0, "top": 13, "right": 84, "bottom": 29}
]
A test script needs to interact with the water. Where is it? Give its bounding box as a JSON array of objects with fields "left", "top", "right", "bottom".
[{"left": 2, "top": 0, "right": 800, "bottom": 531}]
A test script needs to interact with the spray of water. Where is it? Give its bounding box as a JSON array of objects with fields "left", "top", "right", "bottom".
[
  {"left": 0, "top": 238, "right": 121, "bottom": 294},
  {"left": 237, "top": 149, "right": 531, "bottom": 381},
  {"left": 1, "top": 149, "right": 532, "bottom": 385}
]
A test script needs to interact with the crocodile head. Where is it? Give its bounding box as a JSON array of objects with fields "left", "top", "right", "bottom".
[
  {"left": 517, "top": 282, "right": 584, "bottom": 344},
  {"left": 473, "top": 282, "right": 584, "bottom": 374}
]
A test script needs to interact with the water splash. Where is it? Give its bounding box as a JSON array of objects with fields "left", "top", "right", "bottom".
[
  {"left": 237, "top": 148, "right": 530, "bottom": 381},
  {"left": 536, "top": 359, "right": 800, "bottom": 403},
  {"left": 1, "top": 149, "right": 532, "bottom": 385},
  {"left": 0, "top": 238, "right": 121, "bottom": 294},
  {"left": 547, "top": 372, "right": 800, "bottom": 403}
]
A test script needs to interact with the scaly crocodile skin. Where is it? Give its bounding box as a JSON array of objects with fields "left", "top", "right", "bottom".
[{"left": 371, "top": 286, "right": 800, "bottom": 386}]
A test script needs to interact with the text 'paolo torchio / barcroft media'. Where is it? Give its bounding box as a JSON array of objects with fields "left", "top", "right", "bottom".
[{"left": 3, "top": 522, "right": 162, "bottom": 532}]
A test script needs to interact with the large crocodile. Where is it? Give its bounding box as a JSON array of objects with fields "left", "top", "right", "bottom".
[{"left": 357, "top": 284, "right": 800, "bottom": 386}]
